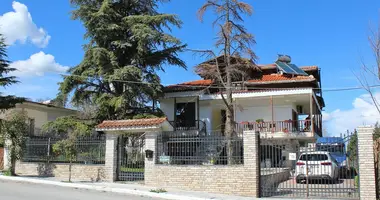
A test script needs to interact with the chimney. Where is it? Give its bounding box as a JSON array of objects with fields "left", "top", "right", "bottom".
[{"left": 277, "top": 54, "right": 291, "bottom": 63}]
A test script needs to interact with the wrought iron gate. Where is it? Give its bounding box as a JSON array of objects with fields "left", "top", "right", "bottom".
[
  {"left": 259, "top": 134, "right": 359, "bottom": 199},
  {"left": 117, "top": 133, "right": 145, "bottom": 181}
]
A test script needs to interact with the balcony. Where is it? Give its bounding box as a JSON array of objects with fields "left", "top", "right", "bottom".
[
  {"left": 237, "top": 120, "right": 319, "bottom": 139},
  {"left": 169, "top": 120, "right": 207, "bottom": 132}
]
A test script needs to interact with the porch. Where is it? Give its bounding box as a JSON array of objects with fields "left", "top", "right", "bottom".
[{"left": 160, "top": 88, "right": 323, "bottom": 139}]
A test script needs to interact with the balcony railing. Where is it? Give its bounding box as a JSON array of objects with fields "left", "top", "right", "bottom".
[
  {"left": 237, "top": 120, "right": 312, "bottom": 134},
  {"left": 169, "top": 120, "right": 207, "bottom": 132}
]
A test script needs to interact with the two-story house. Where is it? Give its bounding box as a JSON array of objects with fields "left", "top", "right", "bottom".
[{"left": 159, "top": 55, "right": 324, "bottom": 144}]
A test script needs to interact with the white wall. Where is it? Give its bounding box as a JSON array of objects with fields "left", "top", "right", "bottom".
[
  {"left": 235, "top": 105, "right": 293, "bottom": 122},
  {"left": 160, "top": 98, "right": 175, "bottom": 121},
  {"left": 199, "top": 101, "right": 212, "bottom": 133}
]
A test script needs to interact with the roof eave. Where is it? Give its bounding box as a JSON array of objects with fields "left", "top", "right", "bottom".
[{"left": 244, "top": 79, "right": 315, "bottom": 85}]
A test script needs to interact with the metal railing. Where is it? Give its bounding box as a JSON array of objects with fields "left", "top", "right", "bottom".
[
  {"left": 238, "top": 120, "right": 312, "bottom": 133},
  {"left": 22, "top": 136, "right": 106, "bottom": 165},
  {"left": 156, "top": 131, "right": 243, "bottom": 165},
  {"left": 169, "top": 120, "right": 207, "bottom": 132}
]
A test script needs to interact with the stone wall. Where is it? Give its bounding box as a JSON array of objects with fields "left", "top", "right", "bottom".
[
  {"left": 144, "top": 131, "right": 260, "bottom": 197},
  {"left": 357, "top": 126, "right": 377, "bottom": 200},
  {"left": 15, "top": 162, "right": 106, "bottom": 181},
  {"left": 0, "top": 148, "right": 4, "bottom": 170}
]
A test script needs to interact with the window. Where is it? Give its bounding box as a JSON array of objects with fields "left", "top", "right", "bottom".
[
  {"left": 299, "top": 154, "right": 328, "bottom": 161},
  {"left": 175, "top": 102, "right": 196, "bottom": 127}
]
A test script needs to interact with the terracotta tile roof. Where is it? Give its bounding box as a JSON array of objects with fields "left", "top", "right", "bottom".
[
  {"left": 167, "top": 79, "right": 213, "bottom": 88},
  {"left": 96, "top": 118, "right": 167, "bottom": 129},
  {"left": 247, "top": 74, "right": 315, "bottom": 84}
]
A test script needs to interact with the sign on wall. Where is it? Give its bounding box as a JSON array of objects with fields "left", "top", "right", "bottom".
[{"left": 289, "top": 153, "right": 297, "bottom": 161}]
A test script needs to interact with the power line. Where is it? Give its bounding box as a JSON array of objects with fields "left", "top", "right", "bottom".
[{"left": 60, "top": 73, "right": 380, "bottom": 93}]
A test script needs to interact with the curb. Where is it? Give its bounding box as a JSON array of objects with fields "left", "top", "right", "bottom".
[{"left": 0, "top": 175, "right": 208, "bottom": 200}]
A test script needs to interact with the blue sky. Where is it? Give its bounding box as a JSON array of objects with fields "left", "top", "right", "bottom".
[{"left": 1, "top": 0, "right": 380, "bottom": 135}]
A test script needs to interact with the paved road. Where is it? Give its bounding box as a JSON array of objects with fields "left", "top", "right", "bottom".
[{"left": 0, "top": 180, "right": 159, "bottom": 200}]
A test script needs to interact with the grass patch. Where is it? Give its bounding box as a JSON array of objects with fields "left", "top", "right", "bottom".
[
  {"left": 150, "top": 188, "right": 167, "bottom": 193},
  {"left": 2, "top": 169, "right": 12, "bottom": 176},
  {"left": 120, "top": 167, "right": 144, "bottom": 173}
]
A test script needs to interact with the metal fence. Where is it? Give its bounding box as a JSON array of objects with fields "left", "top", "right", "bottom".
[
  {"left": 156, "top": 131, "right": 243, "bottom": 165},
  {"left": 22, "top": 136, "right": 106, "bottom": 165},
  {"left": 260, "top": 135, "right": 359, "bottom": 199}
]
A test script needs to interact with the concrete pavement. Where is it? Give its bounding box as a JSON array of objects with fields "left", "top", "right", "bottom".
[{"left": 0, "top": 180, "right": 157, "bottom": 200}]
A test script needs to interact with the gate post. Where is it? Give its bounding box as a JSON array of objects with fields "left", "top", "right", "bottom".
[
  {"left": 144, "top": 131, "right": 157, "bottom": 185},
  {"left": 357, "top": 126, "right": 377, "bottom": 200},
  {"left": 243, "top": 131, "right": 260, "bottom": 197},
  {"left": 105, "top": 133, "right": 118, "bottom": 182}
]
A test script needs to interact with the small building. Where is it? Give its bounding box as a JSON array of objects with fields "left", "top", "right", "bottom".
[{"left": 0, "top": 100, "right": 77, "bottom": 136}]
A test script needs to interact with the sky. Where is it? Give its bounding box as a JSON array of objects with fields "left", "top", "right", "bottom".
[{"left": 1, "top": 0, "right": 380, "bottom": 135}]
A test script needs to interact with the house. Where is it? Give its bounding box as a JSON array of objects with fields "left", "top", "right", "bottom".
[
  {"left": 159, "top": 55, "right": 324, "bottom": 143},
  {"left": 0, "top": 100, "right": 77, "bottom": 136}
]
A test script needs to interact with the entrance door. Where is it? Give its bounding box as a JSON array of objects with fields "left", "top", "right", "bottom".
[{"left": 117, "top": 134, "right": 145, "bottom": 181}]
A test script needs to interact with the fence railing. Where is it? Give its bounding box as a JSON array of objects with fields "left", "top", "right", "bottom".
[
  {"left": 22, "top": 136, "right": 106, "bottom": 165},
  {"left": 237, "top": 120, "right": 312, "bottom": 134},
  {"left": 156, "top": 131, "right": 243, "bottom": 165}
]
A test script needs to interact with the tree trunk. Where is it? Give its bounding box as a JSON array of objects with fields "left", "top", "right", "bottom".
[
  {"left": 10, "top": 156, "right": 16, "bottom": 176},
  {"left": 69, "top": 160, "right": 72, "bottom": 182},
  {"left": 224, "top": 0, "right": 235, "bottom": 165}
]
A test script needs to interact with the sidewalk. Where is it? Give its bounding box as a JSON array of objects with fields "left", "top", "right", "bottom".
[{"left": 0, "top": 175, "right": 257, "bottom": 200}]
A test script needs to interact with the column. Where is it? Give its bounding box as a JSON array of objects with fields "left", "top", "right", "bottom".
[
  {"left": 144, "top": 131, "right": 157, "bottom": 185},
  {"left": 104, "top": 133, "right": 118, "bottom": 182},
  {"left": 357, "top": 126, "right": 377, "bottom": 200},
  {"left": 243, "top": 130, "right": 260, "bottom": 197}
]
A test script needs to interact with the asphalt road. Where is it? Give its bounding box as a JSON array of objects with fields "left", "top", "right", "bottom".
[{"left": 0, "top": 180, "right": 159, "bottom": 200}]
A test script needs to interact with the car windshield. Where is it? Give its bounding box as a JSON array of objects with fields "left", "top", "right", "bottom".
[
  {"left": 299, "top": 154, "right": 328, "bottom": 161},
  {"left": 316, "top": 144, "right": 345, "bottom": 154}
]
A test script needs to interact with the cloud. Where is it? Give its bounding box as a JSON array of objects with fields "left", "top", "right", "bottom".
[
  {"left": 0, "top": 1, "right": 50, "bottom": 47},
  {"left": 10, "top": 51, "right": 69, "bottom": 77},
  {"left": 323, "top": 92, "right": 380, "bottom": 135}
]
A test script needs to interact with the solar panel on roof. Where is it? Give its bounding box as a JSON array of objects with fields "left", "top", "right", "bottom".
[
  {"left": 288, "top": 64, "right": 308, "bottom": 76},
  {"left": 275, "top": 61, "right": 298, "bottom": 75},
  {"left": 275, "top": 61, "right": 308, "bottom": 76}
]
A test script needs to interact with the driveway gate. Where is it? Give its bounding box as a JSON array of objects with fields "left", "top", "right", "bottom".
[
  {"left": 117, "top": 133, "right": 145, "bottom": 181},
  {"left": 259, "top": 134, "right": 359, "bottom": 199}
]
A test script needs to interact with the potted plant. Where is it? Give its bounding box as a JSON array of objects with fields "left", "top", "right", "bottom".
[
  {"left": 256, "top": 119, "right": 264, "bottom": 129},
  {"left": 256, "top": 119, "right": 264, "bottom": 123}
]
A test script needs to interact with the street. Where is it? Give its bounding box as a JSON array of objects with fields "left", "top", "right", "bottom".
[{"left": 0, "top": 180, "right": 159, "bottom": 200}]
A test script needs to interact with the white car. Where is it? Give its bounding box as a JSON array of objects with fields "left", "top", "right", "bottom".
[{"left": 295, "top": 151, "right": 339, "bottom": 183}]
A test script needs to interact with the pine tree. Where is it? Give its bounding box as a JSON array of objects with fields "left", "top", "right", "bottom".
[
  {"left": 0, "top": 33, "right": 24, "bottom": 109},
  {"left": 58, "top": 0, "right": 186, "bottom": 121}
]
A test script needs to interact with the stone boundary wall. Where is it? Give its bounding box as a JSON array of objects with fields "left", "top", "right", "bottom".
[
  {"left": 146, "top": 165, "right": 256, "bottom": 196},
  {"left": 15, "top": 162, "right": 106, "bottom": 181},
  {"left": 0, "top": 148, "right": 4, "bottom": 170},
  {"left": 144, "top": 131, "right": 260, "bottom": 197}
]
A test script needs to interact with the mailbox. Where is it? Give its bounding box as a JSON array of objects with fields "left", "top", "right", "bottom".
[{"left": 145, "top": 150, "right": 154, "bottom": 159}]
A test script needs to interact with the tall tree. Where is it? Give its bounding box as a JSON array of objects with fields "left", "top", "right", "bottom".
[
  {"left": 0, "top": 33, "right": 24, "bottom": 110},
  {"left": 195, "top": 0, "right": 258, "bottom": 164},
  {"left": 1, "top": 110, "right": 29, "bottom": 176},
  {"left": 59, "top": 0, "right": 186, "bottom": 121}
]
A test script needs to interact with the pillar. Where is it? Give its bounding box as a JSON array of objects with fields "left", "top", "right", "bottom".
[
  {"left": 243, "top": 130, "right": 260, "bottom": 197},
  {"left": 104, "top": 133, "right": 118, "bottom": 182},
  {"left": 357, "top": 126, "right": 377, "bottom": 200},
  {"left": 144, "top": 131, "right": 157, "bottom": 185}
]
